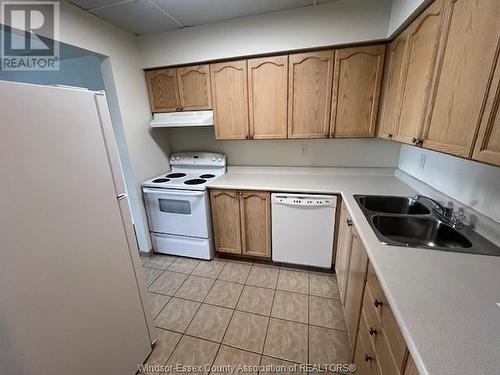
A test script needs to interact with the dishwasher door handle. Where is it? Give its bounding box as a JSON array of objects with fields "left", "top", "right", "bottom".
[{"left": 273, "top": 198, "right": 335, "bottom": 207}]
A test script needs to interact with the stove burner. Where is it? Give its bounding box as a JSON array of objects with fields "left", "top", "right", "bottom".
[
  {"left": 199, "top": 174, "right": 215, "bottom": 179},
  {"left": 152, "top": 178, "right": 170, "bottom": 183},
  {"left": 184, "top": 178, "right": 206, "bottom": 185},
  {"left": 166, "top": 173, "right": 187, "bottom": 178}
]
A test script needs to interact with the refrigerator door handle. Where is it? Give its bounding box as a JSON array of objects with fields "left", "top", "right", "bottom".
[{"left": 117, "top": 193, "right": 127, "bottom": 200}]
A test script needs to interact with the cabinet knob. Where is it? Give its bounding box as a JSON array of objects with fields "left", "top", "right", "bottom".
[
  {"left": 373, "top": 299, "right": 383, "bottom": 308},
  {"left": 412, "top": 137, "right": 423, "bottom": 146},
  {"left": 369, "top": 327, "right": 377, "bottom": 336},
  {"left": 346, "top": 219, "right": 353, "bottom": 227},
  {"left": 388, "top": 133, "right": 393, "bottom": 139},
  {"left": 364, "top": 353, "right": 373, "bottom": 362}
]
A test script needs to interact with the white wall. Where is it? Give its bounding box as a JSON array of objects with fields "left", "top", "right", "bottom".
[
  {"left": 138, "top": 0, "right": 392, "bottom": 68},
  {"left": 398, "top": 145, "right": 500, "bottom": 223},
  {"left": 167, "top": 127, "right": 401, "bottom": 167},
  {"left": 54, "top": 1, "right": 171, "bottom": 251},
  {"left": 3, "top": 1, "right": 171, "bottom": 251},
  {"left": 387, "top": 0, "right": 429, "bottom": 36}
]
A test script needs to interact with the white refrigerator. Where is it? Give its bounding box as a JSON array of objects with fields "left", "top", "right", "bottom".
[{"left": 0, "top": 81, "right": 156, "bottom": 375}]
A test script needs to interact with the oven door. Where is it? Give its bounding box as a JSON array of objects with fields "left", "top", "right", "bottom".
[{"left": 143, "top": 187, "right": 211, "bottom": 238}]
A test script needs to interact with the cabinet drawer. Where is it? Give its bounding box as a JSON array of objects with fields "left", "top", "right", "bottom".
[
  {"left": 366, "top": 264, "right": 407, "bottom": 370},
  {"left": 363, "top": 285, "right": 402, "bottom": 375},
  {"left": 355, "top": 307, "right": 382, "bottom": 375}
]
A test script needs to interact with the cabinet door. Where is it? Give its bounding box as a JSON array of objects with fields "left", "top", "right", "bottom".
[
  {"left": 403, "top": 356, "right": 419, "bottom": 375},
  {"left": 334, "top": 202, "right": 353, "bottom": 305},
  {"left": 395, "top": 0, "right": 444, "bottom": 145},
  {"left": 210, "top": 60, "right": 249, "bottom": 139},
  {"left": 240, "top": 191, "right": 271, "bottom": 258},
  {"left": 422, "top": 0, "right": 500, "bottom": 157},
  {"left": 210, "top": 189, "right": 242, "bottom": 254},
  {"left": 331, "top": 45, "right": 385, "bottom": 138},
  {"left": 288, "top": 51, "right": 334, "bottom": 138},
  {"left": 248, "top": 56, "right": 288, "bottom": 139},
  {"left": 345, "top": 228, "right": 369, "bottom": 346},
  {"left": 177, "top": 64, "right": 212, "bottom": 110},
  {"left": 472, "top": 55, "right": 500, "bottom": 167},
  {"left": 378, "top": 31, "right": 409, "bottom": 139},
  {"left": 145, "top": 68, "right": 180, "bottom": 112}
]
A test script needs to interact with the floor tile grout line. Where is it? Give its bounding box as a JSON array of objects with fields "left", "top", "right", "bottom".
[
  {"left": 261, "top": 267, "right": 279, "bottom": 360},
  {"left": 156, "top": 327, "right": 306, "bottom": 366},
  {"left": 214, "top": 261, "right": 254, "bottom": 363}
]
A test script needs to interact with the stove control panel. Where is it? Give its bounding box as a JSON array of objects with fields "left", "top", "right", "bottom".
[{"left": 169, "top": 152, "right": 226, "bottom": 167}]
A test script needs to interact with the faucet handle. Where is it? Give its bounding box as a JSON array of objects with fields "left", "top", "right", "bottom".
[{"left": 451, "top": 208, "right": 466, "bottom": 229}]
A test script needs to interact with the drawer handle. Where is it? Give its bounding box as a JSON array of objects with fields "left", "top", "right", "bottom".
[
  {"left": 369, "top": 327, "right": 377, "bottom": 336},
  {"left": 346, "top": 219, "right": 353, "bottom": 227},
  {"left": 364, "top": 353, "right": 373, "bottom": 362},
  {"left": 373, "top": 299, "right": 383, "bottom": 308}
]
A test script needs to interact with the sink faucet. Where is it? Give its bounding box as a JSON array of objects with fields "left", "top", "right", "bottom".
[{"left": 414, "top": 194, "right": 454, "bottom": 220}]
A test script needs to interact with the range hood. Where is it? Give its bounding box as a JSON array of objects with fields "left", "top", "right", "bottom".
[{"left": 150, "top": 111, "right": 213, "bottom": 128}]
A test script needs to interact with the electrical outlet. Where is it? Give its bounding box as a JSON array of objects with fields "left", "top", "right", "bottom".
[
  {"left": 419, "top": 153, "right": 426, "bottom": 170},
  {"left": 300, "top": 144, "right": 308, "bottom": 156}
]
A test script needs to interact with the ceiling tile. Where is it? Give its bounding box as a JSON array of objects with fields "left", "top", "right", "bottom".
[
  {"left": 90, "top": 0, "right": 180, "bottom": 35},
  {"left": 152, "top": 0, "right": 313, "bottom": 27},
  {"left": 69, "top": 0, "right": 124, "bottom": 11}
]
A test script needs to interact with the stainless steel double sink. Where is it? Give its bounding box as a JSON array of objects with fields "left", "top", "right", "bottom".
[{"left": 355, "top": 195, "right": 500, "bottom": 257}]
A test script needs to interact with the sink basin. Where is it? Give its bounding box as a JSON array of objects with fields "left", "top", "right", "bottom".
[
  {"left": 372, "top": 215, "right": 472, "bottom": 249},
  {"left": 356, "top": 195, "right": 431, "bottom": 215}
]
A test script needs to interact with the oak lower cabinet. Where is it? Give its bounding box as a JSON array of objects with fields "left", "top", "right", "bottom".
[
  {"left": 288, "top": 50, "right": 334, "bottom": 138},
  {"left": 210, "top": 60, "right": 250, "bottom": 139},
  {"left": 331, "top": 45, "right": 385, "bottom": 138},
  {"left": 210, "top": 189, "right": 271, "bottom": 258},
  {"left": 335, "top": 202, "right": 354, "bottom": 304},
  {"left": 395, "top": 0, "right": 444, "bottom": 145},
  {"left": 344, "top": 226, "right": 369, "bottom": 346},
  {"left": 378, "top": 30, "right": 409, "bottom": 140},
  {"left": 422, "top": 0, "right": 500, "bottom": 157},
  {"left": 354, "top": 265, "right": 413, "bottom": 375},
  {"left": 247, "top": 55, "right": 288, "bottom": 139},
  {"left": 210, "top": 189, "right": 242, "bottom": 254}
]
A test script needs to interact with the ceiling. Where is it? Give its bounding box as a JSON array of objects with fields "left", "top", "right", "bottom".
[{"left": 69, "top": 0, "right": 336, "bottom": 35}]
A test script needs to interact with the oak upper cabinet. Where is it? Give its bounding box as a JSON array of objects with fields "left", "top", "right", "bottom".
[
  {"left": 422, "top": 0, "right": 500, "bottom": 157},
  {"left": 378, "top": 30, "right": 409, "bottom": 140},
  {"left": 239, "top": 191, "right": 271, "bottom": 258},
  {"left": 210, "top": 189, "right": 242, "bottom": 254},
  {"left": 472, "top": 54, "right": 500, "bottom": 167},
  {"left": 248, "top": 56, "right": 288, "bottom": 139},
  {"left": 177, "top": 64, "right": 212, "bottom": 110},
  {"left": 210, "top": 60, "right": 250, "bottom": 139},
  {"left": 146, "top": 68, "right": 180, "bottom": 112},
  {"left": 395, "top": 0, "right": 444, "bottom": 145},
  {"left": 210, "top": 189, "right": 271, "bottom": 258},
  {"left": 288, "top": 51, "right": 334, "bottom": 138},
  {"left": 331, "top": 45, "right": 385, "bottom": 138},
  {"left": 344, "top": 227, "right": 369, "bottom": 346},
  {"left": 335, "top": 202, "right": 354, "bottom": 305}
]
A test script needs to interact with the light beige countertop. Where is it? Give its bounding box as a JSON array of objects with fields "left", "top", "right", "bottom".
[{"left": 207, "top": 166, "right": 500, "bottom": 375}]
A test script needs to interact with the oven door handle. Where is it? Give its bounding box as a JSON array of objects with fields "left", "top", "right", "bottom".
[{"left": 142, "top": 187, "right": 206, "bottom": 197}]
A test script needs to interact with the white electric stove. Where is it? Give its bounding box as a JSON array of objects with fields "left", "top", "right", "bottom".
[{"left": 142, "top": 152, "right": 226, "bottom": 259}]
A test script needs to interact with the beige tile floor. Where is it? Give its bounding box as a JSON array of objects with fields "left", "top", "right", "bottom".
[{"left": 140, "top": 254, "right": 351, "bottom": 374}]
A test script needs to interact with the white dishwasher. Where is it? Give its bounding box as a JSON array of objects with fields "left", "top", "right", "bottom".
[{"left": 272, "top": 193, "right": 337, "bottom": 268}]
